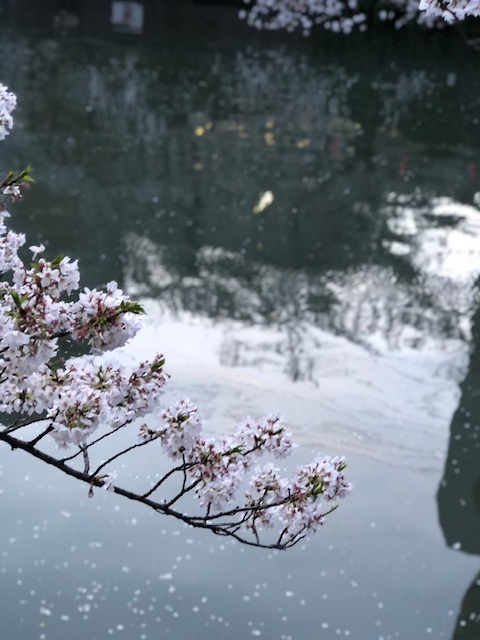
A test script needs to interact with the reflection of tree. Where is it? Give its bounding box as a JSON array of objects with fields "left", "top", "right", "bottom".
[
  {"left": 0, "top": 28, "right": 478, "bottom": 289},
  {"left": 125, "top": 233, "right": 470, "bottom": 384}
]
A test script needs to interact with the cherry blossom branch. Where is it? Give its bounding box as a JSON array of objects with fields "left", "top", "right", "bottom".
[
  {"left": 141, "top": 461, "right": 193, "bottom": 498},
  {"left": 89, "top": 437, "right": 156, "bottom": 479},
  {"left": 0, "top": 427, "right": 339, "bottom": 549},
  {"left": 0, "top": 83, "right": 352, "bottom": 550}
]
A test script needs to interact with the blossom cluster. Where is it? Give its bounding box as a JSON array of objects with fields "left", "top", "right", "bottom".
[
  {"left": 0, "top": 84, "right": 16, "bottom": 141},
  {"left": 140, "top": 407, "right": 297, "bottom": 510},
  {"left": 238, "top": 0, "right": 476, "bottom": 34},
  {"left": 0, "top": 228, "right": 152, "bottom": 441},
  {"left": 48, "top": 354, "right": 168, "bottom": 448},
  {"left": 0, "top": 87, "right": 351, "bottom": 546},
  {"left": 139, "top": 402, "right": 351, "bottom": 533},
  {"left": 240, "top": 0, "right": 367, "bottom": 34},
  {"left": 246, "top": 455, "right": 350, "bottom": 536},
  {"left": 419, "top": 0, "right": 480, "bottom": 21}
]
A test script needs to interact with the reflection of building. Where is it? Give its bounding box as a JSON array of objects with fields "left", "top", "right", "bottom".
[
  {"left": 111, "top": 1, "right": 145, "bottom": 34},
  {"left": 437, "top": 299, "right": 480, "bottom": 639},
  {"left": 437, "top": 286, "right": 480, "bottom": 639},
  {"left": 437, "top": 284, "right": 480, "bottom": 554},
  {"left": 451, "top": 571, "right": 480, "bottom": 638}
]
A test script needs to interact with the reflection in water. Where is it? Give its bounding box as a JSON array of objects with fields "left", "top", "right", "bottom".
[
  {"left": 439, "top": 290, "right": 480, "bottom": 638},
  {"left": 438, "top": 293, "right": 480, "bottom": 557},
  {"left": 1, "top": 36, "right": 478, "bottom": 283},
  {"left": 452, "top": 571, "right": 480, "bottom": 638},
  {"left": 111, "top": 1, "right": 145, "bottom": 34},
  {"left": 123, "top": 189, "right": 477, "bottom": 472},
  {"left": 1, "top": 13, "right": 480, "bottom": 638},
  {"left": 125, "top": 191, "right": 480, "bottom": 386}
]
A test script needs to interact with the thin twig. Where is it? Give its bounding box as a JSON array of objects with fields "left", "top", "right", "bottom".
[
  {"left": 82, "top": 445, "right": 90, "bottom": 475},
  {"left": 28, "top": 425, "right": 54, "bottom": 447},
  {"left": 4, "top": 416, "right": 48, "bottom": 434},
  {"left": 60, "top": 421, "right": 128, "bottom": 463}
]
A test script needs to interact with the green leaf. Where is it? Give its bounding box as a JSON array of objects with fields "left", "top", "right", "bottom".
[
  {"left": 119, "top": 300, "right": 145, "bottom": 315},
  {"left": 151, "top": 356, "right": 166, "bottom": 371},
  {"left": 10, "top": 290, "right": 21, "bottom": 307},
  {"left": 50, "top": 255, "right": 64, "bottom": 268}
]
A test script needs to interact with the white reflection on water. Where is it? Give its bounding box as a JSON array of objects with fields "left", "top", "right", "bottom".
[
  {"left": 386, "top": 196, "right": 480, "bottom": 281},
  {"left": 123, "top": 195, "right": 480, "bottom": 473},
  {"left": 124, "top": 306, "right": 464, "bottom": 471}
]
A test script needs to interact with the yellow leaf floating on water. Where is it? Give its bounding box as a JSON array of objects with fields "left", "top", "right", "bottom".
[
  {"left": 253, "top": 191, "right": 274, "bottom": 214},
  {"left": 296, "top": 138, "right": 310, "bottom": 149},
  {"left": 264, "top": 131, "right": 276, "bottom": 146}
]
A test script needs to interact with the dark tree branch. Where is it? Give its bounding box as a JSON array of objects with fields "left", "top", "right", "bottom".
[{"left": 0, "top": 427, "right": 312, "bottom": 550}]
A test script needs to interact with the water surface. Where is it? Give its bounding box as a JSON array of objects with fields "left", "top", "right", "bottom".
[{"left": 1, "top": 10, "right": 480, "bottom": 639}]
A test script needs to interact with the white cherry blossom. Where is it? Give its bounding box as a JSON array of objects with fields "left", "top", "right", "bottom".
[
  {"left": 0, "top": 84, "right": 16, "bottom": 140},
  {"left": 239, "top": 0, "right": 477, "bottom": 33}
]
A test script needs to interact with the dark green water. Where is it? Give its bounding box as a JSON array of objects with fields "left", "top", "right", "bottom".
[{"left": 1, "top": 5, "right": 480, "bottom": 639}]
